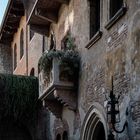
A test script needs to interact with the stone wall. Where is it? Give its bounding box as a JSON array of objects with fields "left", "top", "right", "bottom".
[
  {"left": 12, "top": 16, "right": 27, "bottom": 75},
  {"left": 49, "top": 0, "right": 140, "bottom": 139},
  {"left": 0, "top": 44, "right": 12, "bottom": 74}
]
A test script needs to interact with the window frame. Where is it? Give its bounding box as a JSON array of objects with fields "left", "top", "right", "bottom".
[
  {"left": 105, "top": 0, "right": 127, "bottom": 30},
  {"left": 85, "top": 0, "right": 102, "bottom": 49}
]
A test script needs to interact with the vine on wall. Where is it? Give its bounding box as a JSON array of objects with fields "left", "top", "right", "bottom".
[{"left": 0, "top": 74, "right": 38, "bottom": 124}]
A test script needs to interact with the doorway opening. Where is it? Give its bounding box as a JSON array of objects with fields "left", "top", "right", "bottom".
[{"left": 81, "top": 110, "right": 106, "bottom": 140}]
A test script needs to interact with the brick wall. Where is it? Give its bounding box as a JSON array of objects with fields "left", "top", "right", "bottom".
[{"left": 0, "top": 44, "right": 12, "bottom": 74}]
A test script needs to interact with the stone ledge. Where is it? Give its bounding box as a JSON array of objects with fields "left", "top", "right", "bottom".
[
  {"left": 105, "top": 5, "right": 127, "bottom": 30},
  {"left": 85, "top": 31, "right": 102, "bottom": 49}
]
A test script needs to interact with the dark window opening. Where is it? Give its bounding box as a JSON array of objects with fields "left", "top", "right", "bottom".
[
  {"left": 14, "top": 44, "right": 17, "bottom": 70},
  {"left": 56, "top": 134, "right": 61, "bottom": 140},
  {"left": 30, "top": 68, "right": 35, "bottom": 76},
  {"left": 30, "top": 29, "right": 35, "bottom": 41},
  {"left": 20, "top": 29, "right": 24, "bottom": 59},
  {"left": 89, "top": 0, "right": 100, "bottom": 39},
  {"left": 50, "top": 34, "right": 55, "bottom": 50},
  {"left": 63, "top": 131, "right": 68, "bottom": 140},
  {"left": 110, "top": 0, "right": 123, "bottom": 18}
]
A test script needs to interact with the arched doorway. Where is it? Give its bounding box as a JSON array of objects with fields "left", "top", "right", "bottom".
[{"left": 81, "top": 103, "right": 107, "bottom": 140}]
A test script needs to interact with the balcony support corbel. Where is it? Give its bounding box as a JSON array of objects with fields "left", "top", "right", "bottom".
[
  {"left": 30, "top": 24, "right": 50, "bottom": 36},
  {"left": 54, "top": 89, "right": 77, "bottom": 110},
  {"left": 45, "top": 99, "right": 63, "bottom": 118}
]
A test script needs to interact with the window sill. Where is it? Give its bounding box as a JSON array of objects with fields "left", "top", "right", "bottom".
[
  {"left": 105, "top": 5, "right": 127, "bottom": 30},
  {"left": 85, "top": 31, "right": 102, "bottom": 49}
]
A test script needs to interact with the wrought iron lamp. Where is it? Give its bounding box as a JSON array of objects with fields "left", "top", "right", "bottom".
[{"left": 107, "top": 76, "right": 128, "bottom": 134}]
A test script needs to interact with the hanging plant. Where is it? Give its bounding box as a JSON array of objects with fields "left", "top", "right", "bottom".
[
  {"left": 0, "top": 74, "right": 38, "bottom": 124},
  {"left": 38, "top": 33, "right": 80, "bottom": 82}
]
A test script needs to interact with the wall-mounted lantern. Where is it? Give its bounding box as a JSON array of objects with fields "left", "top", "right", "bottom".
[{"left": 107, "top": 76, "right": 128, "bottom": 135}]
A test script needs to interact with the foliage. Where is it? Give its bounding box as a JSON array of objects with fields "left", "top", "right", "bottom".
[
  {"left": 0, "top": 74, "right": 38, "bottom": 124},
  {"left": 64, "top": 33, "right": 76, "bottom": 50},
  {"left": 38, "top": 33, "right": 80, "bottom": 81}
]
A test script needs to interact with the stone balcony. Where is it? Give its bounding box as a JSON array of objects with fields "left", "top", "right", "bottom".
[
  {"left": 38, "top": 50, "right": 79, "bottom": 118},
  {"left": 22, "top": 0, "right": 69, "bottom": 36}
]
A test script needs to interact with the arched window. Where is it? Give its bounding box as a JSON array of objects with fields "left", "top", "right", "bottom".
[
  {"left": 14, "top": 44, "right": 17, "bottom": 70},
  {"left": 20, "top": 29, "right": 24, "bottom": 59},
  {"left": 30, "top": 68, "right": 35, "bottom": 76},
  {"left": 63, "top": 131, "right": 68, "bottom": 140},
  {"left": 56, "top": 134, "right": 61, "bottom": 140}
]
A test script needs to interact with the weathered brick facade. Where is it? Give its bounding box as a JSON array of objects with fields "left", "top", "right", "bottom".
[
  {"left": 0, "top": 44, "right": 12, "bottom": 74},
  {"left": 0, "top": 0, "right": 140, "bottom": 139}
]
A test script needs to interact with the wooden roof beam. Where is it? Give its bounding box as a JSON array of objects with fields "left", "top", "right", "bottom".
[
  {"left": 12, "top": 2, "right": 24, "bottom": 8},
  {"left": 3, "top": 30, "right": 16, "bottom": 35},
  {"left": 0, "top": 39, "right": 12, "bottom": 45},
  {"left": 35, "top": 9, "right": 58, "bottom": 23},
  {"left": 5, "top": 25, "right": 17, "bottom": 29},
  {"left": 54, "top": 0, "right": 69, "bottom": 4},
  {"left": 30, "top": 24, "right": 50, "bottom": 36},
  {"left": 10, "top": 10, "right": 24, "bottom": 17},
  {"left": 6, "top": 22, "right": 19, "bottom": 27},
  {"left": 4, "top": 27, "right": 17, "bottom": 32},
  {"left": 11, "top": 7, "right": 24, "bottom": 11}
]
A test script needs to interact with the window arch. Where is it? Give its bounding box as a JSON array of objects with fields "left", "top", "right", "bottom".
[
  {"left": 80, "top": 103, "right": 108, "bottom": 140},
  {"left": 14, "top": 44, "right": 17, "bottom": 70},
  {"left": 56, "top": 134, "right": 61, "bottom": 140},
  {"left": 54, "top": 119, "right": 69, "bottom": 140},
  {"left": 20, "top": 29, "right": 24, "bottom": 59}
]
